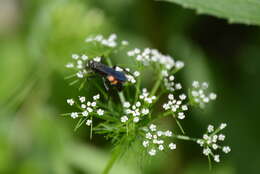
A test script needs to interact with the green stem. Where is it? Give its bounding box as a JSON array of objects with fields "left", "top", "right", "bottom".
[
  {"left": 150, "top": 73, "right": 163, "bottom": 96},
  {"left": 102, "top": 146, "right": 122, "bottom": 174},
  {"left": 118, "top": 92, "right": 126, "bottom": 105},
  {"left": 208, "top": 155, "right": 212, "bottom": 171},
  {"left": 172, "top": 115, "right": 185, "bottom": 134},
  {"left": 173, "top": 134, "right": 198, "bottom": 142}
]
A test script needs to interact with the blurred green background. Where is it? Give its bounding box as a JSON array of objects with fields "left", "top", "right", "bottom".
[{"left": 0, "top": 0, "right": 259, "bottom": 174}]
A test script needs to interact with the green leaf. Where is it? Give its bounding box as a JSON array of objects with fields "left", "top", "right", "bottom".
[{"left": 163, "top": 0, "right": 260, "bottom": 26}]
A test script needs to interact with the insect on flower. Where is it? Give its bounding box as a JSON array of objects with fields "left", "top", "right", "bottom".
[{"left": 87, "top": 60, "right": 130, "bottom": 91}]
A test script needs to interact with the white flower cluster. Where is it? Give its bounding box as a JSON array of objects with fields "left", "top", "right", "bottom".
[
  {"left": 66, "top": 94, "right": 104, "bottom": 126},
  {"left": 66, "top": 54, "right": 90, "bottom": 78},
  {"left": 65, "top": 53, "right": 103, "bottom": 79},
  {"left": 127, "top": 48, "right": 184, "bottom": 70},
  {"left": 120, "top": 89, "right": 156, "bottom": 123},
  {"left": 197, "top": 123, "right": 231, "bottom": 163},
  {"left": 85, "top": 33, "right": 128, "bottom": 48},
  {"left": 162, "top": 71, "right": 182, "bottom": 92},
  {"left": 191, "top": 81, "right": 217, "bottom": 108},
  {"left": 162, "top": 93, "right": 188, "bottom": 120},
  {"left": 142, "top": 124, "right": 176, "bottom": 156}
]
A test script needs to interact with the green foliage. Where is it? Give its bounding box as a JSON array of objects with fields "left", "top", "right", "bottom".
[{"left": 164, "top": 0, "right": 260, "bottom": 26}]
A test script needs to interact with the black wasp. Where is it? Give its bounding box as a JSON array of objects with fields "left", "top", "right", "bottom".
[{"left": 87, "top": 60, "right": 128, "bottom": 91}]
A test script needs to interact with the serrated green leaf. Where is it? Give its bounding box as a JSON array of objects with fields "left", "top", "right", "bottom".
[{"left": 164, "top": 0, "right": 260, "bottom": 26}]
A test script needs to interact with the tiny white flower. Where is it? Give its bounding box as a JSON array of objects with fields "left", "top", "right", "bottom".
[
  {"left": 81, "top": 54, "right": 88, "bottom": 60},
  {"left": 86, "top": 119, "right": 92, "bottom": 126},
  {"left": 161, "top": 70, "right": 168, "bottom": 77},
  {"left": 212, "top": 144, "right": 218, "bottom": 150},
  {"left": 115, "top": 66, "right": 123, "bottom": 72},
  {"left": 179, "top": 94, "right": 186, "bottom": 100},
  {"left": 123, "top": 102, "right": 131, "bottom": 108},
  {"left": 218, "top": 134, "right": 225, "bottom": 141},
  {"left": 87, "top": 107, "right": 93, "bottom": 113},
  {"left": 134, "top": 71, "right": 140, "bottom": 77},
  {"left": 201, "top": 82, "right": 209, "bottom": 89},
  {"left": 93, "top": 57, "right": 101, "bottom": 62},
  {"left": 214, "top": 155, "right": 220, "bottom": 162},
  {"left": 168, "top": 94, "right": 174, "bottom": 100},
  {"left": 66, "top": 63, "right": 74, "bottom": 68},
  {"left": 212, "top": 135, "right": 218, "bottom": 143},
  {"left": 203, "top": 97, "right": 209, "bottom": 103},
  {"left": 203, "top": 134, "right": 209, "bottom": 140},
  {"left": 148, "top": 149, "right": 156, "bottom": 156},
  {"left": 76, "top": 71, "right": 84, "bottom": 78},
  {"left": 91, "top": 102, "right": 96, "bottom": 107},
  {"left": 158, "top": 145, "right": 164, "bottom": 151},
  {"left": 178, "top": 112, "right": 185, "bottom": 119},
  {"left": 169, "top": 75, "right": 174, "bottom": 81},
  {"left": 197, "top": 139, "right": 204, "bottom": 146},
  {"left": 145, "top": 132, "right": 152, "bottom": 139},
  {"left": 81, "top": 104, "right": 86, "bottom": 109},
  {"left": 207, "top": 125, "right": 214, "bottom": 133},
  {"left": 192, "top": 90, "right": 199, "bottom": 97},
  {"left": 79, "top": 96, "right": 85, "bottom": 103},
  {"left": 175, "top": 83, "right": 182, "bottom": 90},
  {"left": 133, "top": 117, "right": 140, "bottom": 123},
  {"left": 142, "top": 140, "right": 149, "bottom": 147},
  {"left": 169, "top": 143, "right": 176, "bottom": 150},
  {"left": 157, "top": 131, "right": 164, "bottom": 136},
  {"left": 209, "top": 93, "right": 217, "bottom": 100},
  {"left": 134, "top": 48, "right": 140, "bottom": 54},
  {"left": 203, "top": 148, "right": 211, "bottom": 156},
  {"left": 67, "top": 99, "right": 74, "bottom": 106},
  {"left": 182, "top": 105, "right": 188, "bottom": 111},
  {"left": 175, "top": 61, "right": 184, "bottom": 69},
  {"left": 71, "top": 112, "right": 78, "bottom": 119},
  {"left": 136, "top": 101, "right": 141, "bottom": 107},
  {"left": 121, "top": 40, "right": 128, "bottom": 45},
  {"left": 149, "top": 124, "right": 157, "bottom": 131},
  {"left": 164, "top": 130, "right": 172, "bottom": 137},
  {"left": 220, "top": 123, "right": 227, "bottom": 130},
  {"left": 93, "top": 94, "right": 100, "bottom": 100},
  {"left": 141, "top": 108, "right": 149, "bottom": 115},
  {"left": 222, "top": 146, "right": 231, "bottom": 153},
  {"left": 72, "top": 54, "right": 79, "bottom": 59},
  {"left": 120, "top": 116, "right": 128, "bottom": 123},
  {"left": 82, "top": 111, "right": 88, "bottom": 117},
  {"left": 77, "top": 60, "right": 83, "bottom": 65},
  {"left": 192, "top": 81, "right": 200, "bottom": 88},
  {"left": 97, "top": 109, "right": 104, "bottom": 116}
]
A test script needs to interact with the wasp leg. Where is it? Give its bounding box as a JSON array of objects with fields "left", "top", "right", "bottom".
[{"left": 102, "top": 77, "right": 110, "bottom": 91}]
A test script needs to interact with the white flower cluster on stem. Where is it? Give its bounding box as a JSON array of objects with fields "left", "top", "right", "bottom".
[
  {"left": 66, "top": 94, "right": 104, "bottom": 126},
  {"left": 85, "top": 33, "right": 128, "bottom": 48},
  {"left": 142, "top": 124, "right": 176, "bottom": 156},
  {"left": 197, "top": 123, "right": 231, "bottom": 163},
  {"left": 120, "top": 89, "right": 156, "bottom": 123},
  {"left": 127, "top": 48, "right": 184, "bottom": 70},
  {"left": 191, "top": 81, "right": 217, "bottom": 108},
  {"left": 162, "top": 71, "right": 183, "bottom": 92},
  {"left": 163, "top": 93, "right": 188, "bottom": 120}
]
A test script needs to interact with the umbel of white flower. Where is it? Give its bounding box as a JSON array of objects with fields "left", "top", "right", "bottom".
[
  {"left": 162, "top": 93, "right": 188, "bottom": 120},
  {"left": 197, "top": 123, "right": 231, "bottom": 163},
  {"left": 191, "top": 81, "right": 217, "bottom": 108},
  {"left": 120, "top": 88, "right": 156, "bottom": 124},
  {"left": 66, "top": 94, "right": 104, "bottom": 126},
  {"left": 142, "top": 124, "right": 176, "bottom": 156}
]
